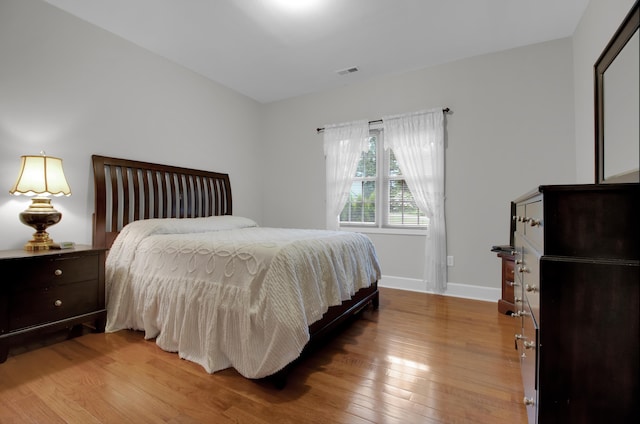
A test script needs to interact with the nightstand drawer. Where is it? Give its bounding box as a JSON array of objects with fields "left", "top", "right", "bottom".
[
  {"left": 3, "top": 254, "right": 100, "bottom": 291},
  {"left": 9, "top": 279, "right": 99, "bottom": 331}
]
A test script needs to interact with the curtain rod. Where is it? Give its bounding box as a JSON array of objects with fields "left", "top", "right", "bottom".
[{"left": 316, "top": 107, "right": 451, "bottom": 133}]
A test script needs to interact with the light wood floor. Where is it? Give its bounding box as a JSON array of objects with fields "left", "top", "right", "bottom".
[{"left": 0, "top": 288, "right": 527, "bottom": 423}]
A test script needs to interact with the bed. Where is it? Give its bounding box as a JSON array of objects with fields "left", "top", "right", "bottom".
[{"left": 91, "top": 155, "right": 380, "bottom": 384}]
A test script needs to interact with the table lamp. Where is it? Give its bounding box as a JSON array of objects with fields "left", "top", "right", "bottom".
[{"left": 9, "top": 152, "right": 71, "bottom": 251}]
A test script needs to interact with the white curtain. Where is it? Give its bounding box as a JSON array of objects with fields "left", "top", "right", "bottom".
[
  {"left": 383, "top": 109, "right": 446, "bottom": 293},
  {"left": 323, "top": 120, "right": 370, "bottom": 230}
]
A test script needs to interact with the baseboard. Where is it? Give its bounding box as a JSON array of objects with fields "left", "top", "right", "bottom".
[{"left": 378, "top": 275, "right": 500, "bottom": 303}]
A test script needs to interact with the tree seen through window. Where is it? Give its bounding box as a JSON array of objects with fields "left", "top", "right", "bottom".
[{"left": 340, "top": 132, "right": 427, "bottom": 227}]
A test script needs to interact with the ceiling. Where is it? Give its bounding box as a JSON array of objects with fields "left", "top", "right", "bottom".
[{"left": 43, "top": 0, "right": 589, "bottom": 103}]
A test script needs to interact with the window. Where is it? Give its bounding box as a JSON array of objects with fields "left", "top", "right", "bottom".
[{"left": 340, "top": 130, "right": 427, "bottom": 228}]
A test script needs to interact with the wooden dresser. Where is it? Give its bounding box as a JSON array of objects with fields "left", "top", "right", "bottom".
[
  {"left": 512, "top": 183, "right": 639, "bottom": 423},
  {"left": 0, "top": 246, "right": 106, "bottom": 362}
]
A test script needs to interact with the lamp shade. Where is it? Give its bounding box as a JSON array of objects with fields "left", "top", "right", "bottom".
[{"left": 9, "top": 155, "right": 71, "bottom": 197}]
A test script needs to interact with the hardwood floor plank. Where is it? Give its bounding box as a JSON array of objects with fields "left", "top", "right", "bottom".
[
  {"left": 0, "top": 399, "right": 28, "bottom": 423},
  {"left": 0, "top": 288, "right": 527, "bottom": 423},
  {"left": 1, "top": 394, "right": 67, "bottom": 424},
  {"left": 221, "top": 405, "right": 273, "bottom": 424}
]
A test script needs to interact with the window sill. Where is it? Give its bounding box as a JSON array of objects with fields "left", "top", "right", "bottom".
[{"left": 340, "top": 226, "right": 427, "bottom": 236}]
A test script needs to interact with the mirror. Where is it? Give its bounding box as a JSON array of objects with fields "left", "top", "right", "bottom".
[{"left": 594, "top": 1, "right": 640, "bottom": 184}]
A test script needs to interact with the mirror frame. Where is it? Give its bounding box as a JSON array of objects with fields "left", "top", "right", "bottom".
[{"left": 594, "top": 0, "right": 639, "bottom": 184}]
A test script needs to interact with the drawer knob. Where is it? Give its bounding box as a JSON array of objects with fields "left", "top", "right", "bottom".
[
  {"left": 508, "top": 281, "right": 519, "bottom": 287},
  {"left": 523, "top": 397, "right": 535, "bottom": 406},
  {"left": 511, "top": 310, "right": 529, "bottom": 318},
  {"left": 54, "top": 300, "right": 63, "bottom": 307},
  {"left": 518, "top": 266, "right": 529, "bottom": 273},
  {"left": 525, "top": 284, "right": 538, "bottom": 293},
  {"left": 514, "top": 333, "right": 525, "bottom": 350},
  {"left": 523, "top": 341, "right": 535, "bottom": 349},
  {"left": 54, "top": 269, "right": 63, "bottom": 276},
  {"left": 514, "top": 296, "right": 522, "bottom": 303}
]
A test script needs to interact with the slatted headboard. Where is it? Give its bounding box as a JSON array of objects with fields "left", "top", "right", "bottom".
[{"left": 92, "top": 155, "right": 232, "bottom": 249}]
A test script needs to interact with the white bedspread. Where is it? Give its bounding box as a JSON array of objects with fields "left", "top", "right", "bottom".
[{"left": 105, "top": 216, "right": 380, "bottom": 378}]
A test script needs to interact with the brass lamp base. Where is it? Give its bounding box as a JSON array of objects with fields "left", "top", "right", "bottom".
[
  {"left": 19, "top": 197, "right": 62, "bottom": 251},
  {"left": 23, "top": 231, "right": 60, "bottom": 251}
]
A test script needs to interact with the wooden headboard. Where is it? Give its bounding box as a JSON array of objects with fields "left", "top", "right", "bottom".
[{"left": 92, "top": 155, "right": 232, "bottom": 249}]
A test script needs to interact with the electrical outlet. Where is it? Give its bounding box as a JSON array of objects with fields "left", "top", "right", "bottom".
[{"left": 447, "top": 256, "right": 454, "bottom": 267}]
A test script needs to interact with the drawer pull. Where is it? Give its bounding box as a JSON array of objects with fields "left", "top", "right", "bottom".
[
  {"left": 514, "top": 296, "right": 522, "bottom": 303},
  {"left": 521, "top": 216, "right": 542, "bottom": 226},
  {"left": 508, "top": 281, "right": 519, "bottom": 287},
  {"left": 515, "top": 333, "right": 525, "bottom": 349},
  {"left": 525, "top": 284, "right": 538, "bottom": 293},
  {"left": 523, "top": 341, "right": 535, "bottom": 349},
  {"left": 515, "top": 259, "right": 523, "bottom": 264},
  {"left": 54, "top": 269, "right": 63, "bottom": 276},
  {"left": 54, "top": 300, "right": 63, "bottom": 307},
  {"left": 523, "top": 397, "right": 535, "bottom": 406},
  {"left": 518, "top": 266, "right": 529, "bottom": 273},
  {"left": 511, "top": 310, "right": 529, "bottom": 318}
]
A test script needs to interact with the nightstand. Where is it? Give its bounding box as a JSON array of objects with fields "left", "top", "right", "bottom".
[
  {"left": 496, "top": 251, "right": 516, "bottom": 315},
  {"left": 0, "top": 245, "right": 106, "bottom": 363}
]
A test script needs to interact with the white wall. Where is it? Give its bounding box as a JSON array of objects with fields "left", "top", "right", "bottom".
[
  {"left": 0, "top": 0, "right": 264, "bottom": 250},
  {"left": 572, "top": 0, "right": 636, "bottom": 183},
  {"left": 4, "top": 0, "right": 629, "bottom": 301},
  {"left": 262, "top": 38, "right": 576, "bottom": 297}
]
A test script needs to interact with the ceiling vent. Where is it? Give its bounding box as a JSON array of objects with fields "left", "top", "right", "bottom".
[{"left": 336, "top": 66, "right": 359, "bottom": 76}]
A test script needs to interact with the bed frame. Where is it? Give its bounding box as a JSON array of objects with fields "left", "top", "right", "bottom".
[{"left": 92, "top": 155, "right": 379, "bottom": 384}]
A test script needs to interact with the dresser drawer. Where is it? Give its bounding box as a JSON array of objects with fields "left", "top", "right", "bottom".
[
  {"left": 512, "top": 241, "right": 525, "bottom": 325},
  {"left": 524, "top": 200, "right": 543, "bottom": 251},
  {"left": 9, "top": 279, "right": 100, "bottom": 331},
  {"left": 519, "top": 300, "right": 538, "bottom": 424},
  {"left": 4, "top": 254, "right": 100, "bottom": 291},
  {"left": 515, "top": 204, "right": 527, "bottom": 236},
  {"left": 522, "top": 243, "right": 540, "bottom": 321}
]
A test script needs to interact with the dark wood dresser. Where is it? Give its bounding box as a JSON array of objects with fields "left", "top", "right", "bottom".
[
  {"left": 512, "top": 183, "right": 639, "bottom": 423},
  {"left": 0, "top": 246, "right": 106, "bottom": 362}
]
